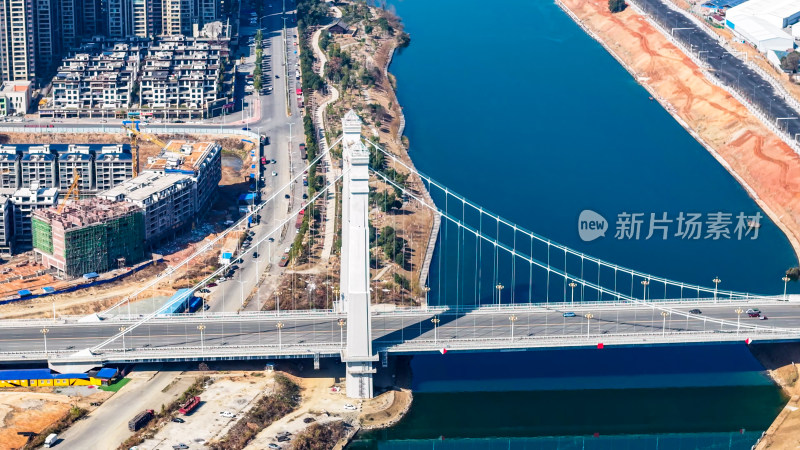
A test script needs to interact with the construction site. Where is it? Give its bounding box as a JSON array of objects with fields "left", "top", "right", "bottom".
[{"left": 32, "top": 199, "right": 145, "bottom": 278}]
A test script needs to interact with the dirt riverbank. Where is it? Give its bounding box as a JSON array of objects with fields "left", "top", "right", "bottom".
[{"left": 558, "top": 0, "right": 800, "bottom": 262}]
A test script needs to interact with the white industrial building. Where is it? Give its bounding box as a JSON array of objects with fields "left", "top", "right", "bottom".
[{"left": 726, "top": 0, "right": 799, "bottom": 53}]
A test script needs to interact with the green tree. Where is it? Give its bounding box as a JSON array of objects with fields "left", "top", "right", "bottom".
[
  {"left": 608, "top": 0, "right": 626, "bottom": 13},
  {"left": 254, "top": 76, "right": 262, "bottom": 91},
  {"left": 786, "top": 266, "right": 800, "bottom": 281},
  {"left": 780, "top": 51, "right": 800, "bottom": 73}
]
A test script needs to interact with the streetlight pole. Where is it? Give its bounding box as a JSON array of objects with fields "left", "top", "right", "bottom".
[
  {"left": 40, "top": 328, "right": 49, "bottom": 357},
  {"left": 783, "top": 276, "right": 791, "bottom": 301},
  {"left": 431, "top": 317, "right": 440, "bottom": 344},
  {"left": 641, "top": 279, "right": 650, "bottom": 300},
  {"left": 495, "top": 283, "right": 504, "bottom": 306},
  {"left": 197, "top": 324, "right": 206, "bottom": 354},
  {"left": 337, "top": 318, "right": 345, "bottom": 348},
  {"left": 422, "top": 285, "right": 430, "bottom": 310},
  {"left": 660, "top": 312, "right": 669, "bottom": 336},
  {"left": 276, "top": 322, "right": 284, "bottom": 350},
  {"left": 275, "top": 290, "right": 281, "bottom": 314},
  {"left": 735, "top": 308, "right": 743, "bottom": 335},
  {"left": 584, "top": 313, "right": 593, "bottom": 337},
  {"left": 119, "top": 326, "right": 127, "bottom": 353},
  {"left": 712, "top": 277, "right": 721, "bottom": 303},
  {"left": 509, "top": 315, "right": 518, "bottom": 341},
  {"left": 569, "top": 281, "right": 577, "bottom": 306}
]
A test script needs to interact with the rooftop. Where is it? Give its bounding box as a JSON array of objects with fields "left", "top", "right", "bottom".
[
  {"left": 727, "top": 0, "right": 800, "bottom": 21},
  {"left": 33, "top": 198, "right": 140, "bottom": 230},
  {"left": 99, "top": 171, "right": 191, "bottom": 203},
  {"left": 144, "top": 141, "right": 219, "bottom": 174}
]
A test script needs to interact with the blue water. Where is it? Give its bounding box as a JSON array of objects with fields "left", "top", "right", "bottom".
[
  {"left": 386, "top": 0, "right": 798, "bottom": 296},
  {"left": 349, "top": 0, "right": 795, "bottom": 447}
]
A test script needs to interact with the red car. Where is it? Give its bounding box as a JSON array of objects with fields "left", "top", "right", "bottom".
[{"left": 207, "top": 282, "right": 218, "bottom": 287}]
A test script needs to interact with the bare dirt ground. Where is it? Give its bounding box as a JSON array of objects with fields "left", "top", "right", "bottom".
[
  {"left": 0, "top": 389, "right": 111, "bottom": 450},
  {"left": 561, "top": 0, "right": 800, "bottom": 258},
  {"left": 359, "top": 388, "right": 412, "bottom": 430}
]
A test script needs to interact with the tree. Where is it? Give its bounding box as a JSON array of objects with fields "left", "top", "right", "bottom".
[
  {"left": 780, "top": 51, "right": 800, "bottom": 73},
  {"left": 609, "top": 0, "right": 626, "bottom": 13},
  {"left": 786, "top": 266, "right": 800, "bottom": 281},
  {"left": 254, "top": 76, "right": 262, "bottom": 92}
]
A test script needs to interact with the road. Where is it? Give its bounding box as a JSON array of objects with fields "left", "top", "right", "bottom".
[
  {"left": 58, "top": 365, "right": 194, "bottom": 450},
  {"left": 635, "top": 0, "right": 800, "bottom": 140},
  {"left": 3, "top": 301, "right": 800, "bottom": 359}
]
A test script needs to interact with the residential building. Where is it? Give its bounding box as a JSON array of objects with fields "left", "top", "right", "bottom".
[
  {"left": 57, "top": 145, "right": 94, "bottom": 192},
  {"left": 42, "top": 40, "right": 144, "bottom": 118},
  {"left": 162, "top": 0, "right": 194, "bottom": 36},
  {"left": 34, "top": 0, "right": 60, "bottom": 71},
  {"left": 20, "top": 146, "right": 57, "bottom": 189},
  {"left": 132, "top": 0, "right": 163, "bottom": 37},
  {"left": 0, "top": 0, "right": 36, "bottom": 82},
  {"left": 32, "top": 199, "right": 145, "bottom": 278},
  {"left": 0, "top": 146, "right": 20, "bottom": 189},
  {"left": 95, "top": 145, "right": 134, "bottom": 191},
  {"left": 98, "top": 171, "right": 194, "bottom": 244},
  {"left": 0, "top": 195, "right": 13, "bottom": 255},
  {"left": 139, "top": 35, "right": 229, "bottom": 119},
  {"left": 144, "top": 140, "right": 221, "bottom": 212},
  {"left": 11, "top": 183, "right": 58, "bottom": 247},
  {"left": 107, "top": 0, "right": 134, "bottom": 37},
  {"left": 0, "top": 81, "right": 32, "bottom": 116}
]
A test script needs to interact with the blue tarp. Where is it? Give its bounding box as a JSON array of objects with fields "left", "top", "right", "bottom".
[
  {"left": 18, "top": 290, "right": 31, "bottom": 296},
  {"left": 96, "top": 368, "right": 117, "bottom": 379},
  {"left": 238, "top": 193, "right": 256, "bottom": 201},
  {"left": 42, "top": 287, "right": 55, "bottom": 293},
  {"left": 83, "top": 272, "right": 99, "bottom": 279},
  {"left": 161, "top": 289, "right": 193, "bottom": 315},
  {"left": 242, "top": 139, "right": 254, "bottom": 144}
]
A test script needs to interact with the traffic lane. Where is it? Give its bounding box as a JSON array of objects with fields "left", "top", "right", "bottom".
[{"left": 637, "top": 0, "right": 800, "bottom": 137}]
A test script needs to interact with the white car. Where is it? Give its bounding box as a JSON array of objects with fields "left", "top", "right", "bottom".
[
  {"left": 219, "top": 411, "right": 236, "bottom": 418},
  {"left": 343, "top": 404, "right": 357, "bottom": 411},
  {"left": 272, "top": 171, "right": 278, "bottom": 176}
]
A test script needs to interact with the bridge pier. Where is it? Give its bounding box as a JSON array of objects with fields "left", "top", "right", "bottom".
[{"left": 339, "top": 110, "right": 376, "bottom": 398}]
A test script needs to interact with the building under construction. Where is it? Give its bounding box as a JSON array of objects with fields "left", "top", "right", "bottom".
[{"left": 32, "top": 199, "right": 145, "bottom": 278}]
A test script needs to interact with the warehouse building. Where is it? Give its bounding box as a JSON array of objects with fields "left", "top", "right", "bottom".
[
  {"left": 726, "top": 0, "right": 799, "bottom": 52},
  {"left": 32, "top": 199, "right": 145, "bottom": 278}
]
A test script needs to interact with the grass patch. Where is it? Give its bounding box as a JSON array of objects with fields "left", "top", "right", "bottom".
[{"left": 99, "top": 377, "right": 132, "bottom": 392}]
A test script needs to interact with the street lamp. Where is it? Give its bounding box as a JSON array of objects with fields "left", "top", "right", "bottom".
[
  {"left": 40, "top": 328, "right": 49, "bottom": 356},
  {"left": 337, "top": 318, "right": 346, "bottom": 348},
  {"left": 584, "top": 313, "right": 593, "bottom": 337},
  {"left": 276, "top": 322, "right": 285, "bottom": 350},
  {"left": 660, "top": 311, "right": 669, "bottom": 336},
  {"left": 509, "top": 315, "right": 518, "bottom": 341},
  {"left": 783, "top": 276, "right": 791, "bottom": 301},
  {"left": 495, "top": 283, "right": 504, "bottom": 305},
  {"left": 431, "top": 316, "right": 440, "bottom": 344},
  {"left": 275, "top": 290, "right": 281, "bottom": 314},
  {"left": 641, "top": 279, "right": 650, "bottom": 300},
  {"left": 333, "top": 286, "right": 340, "bottom": 312},
  {"left": 712, "top": 277, "right": 721, "bottom": 302},
  {"left": 734, "top": 308, "right": 744, "bottom": 335},
  {"left": 119, "top": 326, "right": 127, "bottom": 353},
  {"left": 422, "top": 285, "right": 431, "bottom": 309},
  {"left": 197, "top": 324, "right": 206, "bottom": 354},
  {"left": 568, "top": 281, "right": 577, "bottom": 306}
]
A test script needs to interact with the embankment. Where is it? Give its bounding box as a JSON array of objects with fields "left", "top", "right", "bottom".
[
  {"left": 556, "top": 0, "right": 800, "bottom": 262},
  {"left": 750, "top": 343, "right": 800, "bottom": 449}
]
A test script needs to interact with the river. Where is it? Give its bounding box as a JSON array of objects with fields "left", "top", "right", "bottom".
[{"left": 350, "top": 0, "right": 794, "bottom": 447}]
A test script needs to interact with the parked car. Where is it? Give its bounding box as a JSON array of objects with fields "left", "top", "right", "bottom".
[
  {"left": 206, "top": 283, "right": 217, "bottom": 287},
  {"left": 689, "top": 309, "right": 702, "bottom": 314},
  {"left": 171, "top": 417, "right": 185, "bottom": 423},
  {"left": 268, "top": 444, "right": 281, "bottom": 450},
  {"left": 219, "top": 411, "right": 236, "bottom": 418},
  {"left": 172, "top": 444, "right": 189, "bottom": 450},
  {"left": 344, "top": 404, "right": 357, "bottom": 411},
  {"left": 562, "top": 312, "right": 576, "bottom": 318}
]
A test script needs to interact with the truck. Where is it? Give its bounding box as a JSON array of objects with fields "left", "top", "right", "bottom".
[
  {"left": 278, "top": 255, "right": 289, "bottom": 267},
  {"left": 128, "top": 409, "right": 155, "bottom": 431},
  {"left": 299, "top": 143, "right": 307, "bottom": 160},
  {"left": 44, "top": 433, "right": 58, "bottom": 448},
  {"left": 295, "top": 209, "right": 305, "bottom": 230},
  {"left": 179, "top": 396, "right": 201, "bottom": 414}
]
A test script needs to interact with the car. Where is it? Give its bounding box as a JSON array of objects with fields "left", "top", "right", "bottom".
[
  {"left": 284, "top": 194, "right": 290, "bottom": 199},
  {"left": 562, "top": 312, "right": 576, "bottom": 318},
  {"left": 207, "top": 282, "right": 217, "bottom": 287},
  {"left": 268, "top": 444, "right": 281, "bottom": 449},
  {"left": 302, "top": 193, "right": 308, "bottom": 199},
  {"left": 171, "top": 417, "right": 185, "bottom": 423},
  {"left": 271, "top": 159, "right": 276, "bottom": 164},
  {"left": 268, "top": 237, "right": 275, "bottom": 242},
  {"left": 759, "top": 315, "right": 768, "bottom": 320},
  {"left": 242, "top": 127, "right": 251, "bottom": 131},
  {"left": 275, "top": 74, "right": 279, "bottom": 78},
  {"left": 746, "top": 308, "right": 761, "bottom": 314},
  {"left": 303, "top": 417, "right": 316, "bottom": 423},
  {"left": 272, "top": 171, "right": 278, "bottom": 176},
  {"left": 172, "top": 445, "right": 189, "bottom": 450},
  {"left": 689, "top": 309, "right": 702, "bottom": 314},
  {"left": 344, "top": 404, "right": 357, "bottom": 411},
  {"left": 277, "top": 436, "right": 290, "bottom": 442},
  {"left": 219, "top": 411, "right": 236, "bottom": 418},
  {"left": 218, "top": 277, "right": 227, "bottom": 282},
  {"left": 748, "top": 312, "right": 760, "bottom": 317},
  {"left": 253, "top": 252, "right": 259, "bottom": 258},
  {"left": 231, "top": 265, "right": 240, "bottom": 269}
]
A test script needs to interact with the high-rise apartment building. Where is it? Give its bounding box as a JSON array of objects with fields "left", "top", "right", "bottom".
[
  {"left": 35, "top": 0, "right": 60, "bottom": 70},
  {"left": 0, "top": 0, "right": 36, "bottom": 81}
]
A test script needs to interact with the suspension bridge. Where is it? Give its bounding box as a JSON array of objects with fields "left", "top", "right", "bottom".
[{"left": 0, "top": 111, "right": 798, "bottom": 398}]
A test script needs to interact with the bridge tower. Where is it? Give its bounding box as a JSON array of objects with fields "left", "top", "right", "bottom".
[{"left": 339, "top": 110, "right": 377, "bottom": 398}]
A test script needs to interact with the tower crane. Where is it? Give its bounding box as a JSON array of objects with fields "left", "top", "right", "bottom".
[
  {"left": 58, "top": 169, "right": 80, "bottom": 214},
  {"left": 122, "top": 121, "right": 168, "bottom": 176}
]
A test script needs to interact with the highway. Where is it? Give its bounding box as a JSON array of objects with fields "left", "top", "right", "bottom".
[
  {"left": 635, "top": 0, "right": 800, "bottom": 140},
  {"left": 3, "top": 301, "right": 800, "bottom": 362}
]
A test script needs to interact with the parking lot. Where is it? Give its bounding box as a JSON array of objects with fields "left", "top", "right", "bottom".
[{"left": 137, "top": 373, "right": 275, "bottom": 450}]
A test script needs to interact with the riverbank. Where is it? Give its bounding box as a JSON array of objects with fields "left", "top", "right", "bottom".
[
  {"left": 749, "top": 343, "right": 800, "bottom": 449},
  {"left": 556, "top": 0, "right": 800, "bottom": 262}
]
